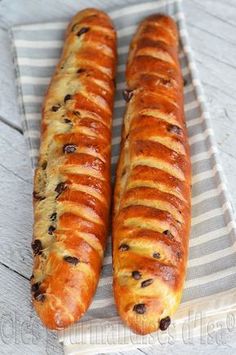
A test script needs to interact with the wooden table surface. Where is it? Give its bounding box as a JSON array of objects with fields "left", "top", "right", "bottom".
[{"left": 0, "top": 0, "right": 236, "bottom": 354}]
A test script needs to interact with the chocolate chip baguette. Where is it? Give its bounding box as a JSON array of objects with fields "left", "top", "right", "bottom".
[
  {"left": 31, "top": 8, "right": 116, "bottom": 330},
  {"left": 113, "top": 14, "right": 191, "bottom": 335}
]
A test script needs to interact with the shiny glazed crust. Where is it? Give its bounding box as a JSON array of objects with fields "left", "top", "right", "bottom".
[
  {"left": 113, "top": 14, "right": 191, "bottom": 335},
  {"left": 31, "top": 8, "right": 116, "bottom": 330}
]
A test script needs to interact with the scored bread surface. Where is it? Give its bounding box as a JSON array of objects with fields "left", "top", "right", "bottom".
[
  {"left": 113, "top": 14, "right": 191, "bottom": 335},
  {"left": 31, "top": 8, "right": 116, "bottom": 330}
]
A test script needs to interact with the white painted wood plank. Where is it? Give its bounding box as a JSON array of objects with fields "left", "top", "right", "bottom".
[
  {"left": 0, "top": 0, "right": 146, "bottom": 27},
  {"left": 183, "top": 28, "right": 236, "bottom": 106},
  {"left": 182, "top": 2, "right": 236, "bottom": 109},
  {"left": 0, "top": 29, "right": 22, "bottom": 130},
  {"left": 0, "top": 121, "right": 33, "bottom": 278},
  {"left": 0, "top": 262, "right": 62, "bottom": 354},
  {"left": 185, "top": 0, "right": 236, "bottom": 44}
]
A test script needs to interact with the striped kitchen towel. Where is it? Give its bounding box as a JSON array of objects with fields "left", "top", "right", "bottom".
[{"left": 10, "top": 0, "right": 236, "bottom": 354}]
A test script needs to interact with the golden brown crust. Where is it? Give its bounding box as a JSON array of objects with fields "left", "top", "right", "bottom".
[
  {"left": 113, "top": 14, "right": 191, "bottom": 335},
  {"left": 31, "top": 8, "right": 116, "bottom": 330}
]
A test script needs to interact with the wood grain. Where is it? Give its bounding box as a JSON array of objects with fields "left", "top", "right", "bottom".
[{"left": 0, "top": 121, "right": 33, "bottom": 278}]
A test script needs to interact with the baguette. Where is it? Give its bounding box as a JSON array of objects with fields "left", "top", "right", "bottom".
[
  {"left": 113, "top": 14, "right": 191, "bottom": 335},
  {"left": 31, "top": 8, "right": 116, "bottom": 330}
]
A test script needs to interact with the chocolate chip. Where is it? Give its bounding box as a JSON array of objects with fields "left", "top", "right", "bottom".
[
  {"left": 132, "top": 271, "right": 142, "bottom": 280},
  {"left": 63, "top": 144, "right": 77, "bottom": 154},
  {"left": 41, "top": 161, "right": 47, "bottom": 170},
  {"left": 123, "top": 89, "right": 134, "bottom": 102},
  {"left": 51, "top": 104, "right": 61, "bottom": 112},
  {"left": 31, "top": 239, "right": 43, "bottom": 256},
  {"left": 34, "top": 290, "right": 46, "bottom": 302},
  {"left": 133, "top": 303, "right": 146, "bottom": 314},
  {"left": 77, "top": 68, "right": 86, "bottom": 74},
  {"left": 167, "top": 124, "right": 182, "bottom": 135},
  {"left": 160, "top": 78, "right": 172, "bottom": 86},
  {"left": 48, "top": 225, "right": 56, "bottom": 235},
  {"left": 183, "top": 77, "right": 187, "bottom": 86},
  {"left": 50, "top": 212, "right": 57, "bottom": 221},
  {"left": 64, "top": 94, "right": 72, "bottom": 103},
  {"left": 55, "top": 182, "right": 67, "bottom": 197},
  {"left": 77, "top": 27, "right": 90, "bottom": 36},
  {"left": 153, "top": 252, "right": 161, "bottom": 259},
  {"left": 121, "top": 168, "right": 126, "bottom": 177},
  {"left": 33, "top": 191, "right": 45, "bottom": 201},
  {"left": 119, "top": 244, "right": 129, "bottom": 251},
  {"left": 163, "top": 230, "right": 173, "bottom": 239},
  {"left": 63, "top": 256, "right": 79, "bottom": 265},
  {"left": 176, "top": 251, "right": 182, "bottom": 260},
  {"left": 73, "top": 111, "right": 80, "bottom": 117},
  {"left": 141, "top": 279, "right": 153, "bottom": 288},
  {"left": 64, "top": 118, "right": 72, "bottom": 124},
  {"left": 160, "top": 316, "right": 171, "bottom": 331},
  {"left": 31, "top": 282, "right": 40, "bottom": 293}
]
